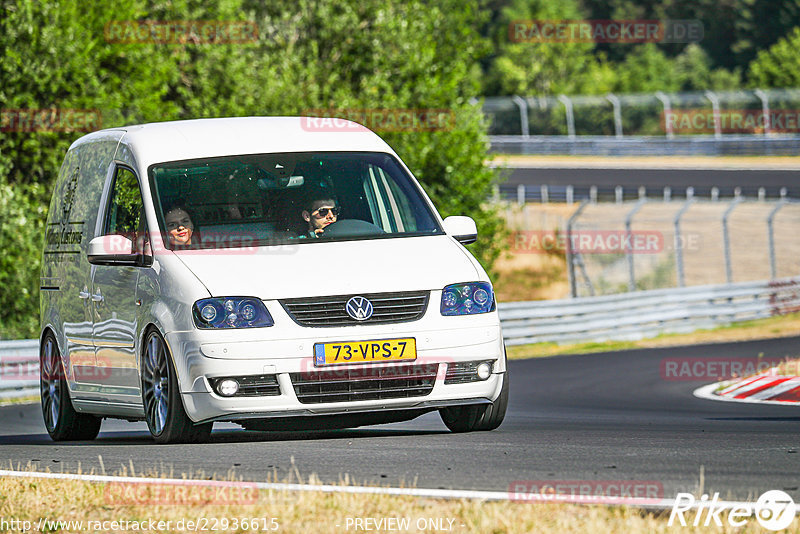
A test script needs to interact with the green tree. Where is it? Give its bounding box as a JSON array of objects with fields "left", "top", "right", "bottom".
[
  {"left": 674, "top": 44, "right": 742, "bottom": 91},
  {"left": 748, "top": 26, "right": 800, "bottom": 87},
  {"left": 0, "top": 0, "right": 505, "bottom": 338},
  {"left": 482, "top": 0, "right": 616, "bottom": 96}
]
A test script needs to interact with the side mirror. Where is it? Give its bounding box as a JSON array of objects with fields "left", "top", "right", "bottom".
[
  {"left": 88, "top": 235, "right": 148, "bottom": 266},
  {"left": 442, "top": 216, "right": 478, "bottom": 245}
]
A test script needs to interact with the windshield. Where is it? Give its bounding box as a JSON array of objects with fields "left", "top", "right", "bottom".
[{"left": 149, "top": 152, "right": 443, "bottom": 250}]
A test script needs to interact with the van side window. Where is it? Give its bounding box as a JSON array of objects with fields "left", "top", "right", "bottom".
[{"left": 104, "top": 167, "right": 144, "bottom": 239}]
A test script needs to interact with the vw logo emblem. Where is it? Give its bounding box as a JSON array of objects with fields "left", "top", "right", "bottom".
[{"left": 345, "top": 296, "right": 374, "bottom": 321}]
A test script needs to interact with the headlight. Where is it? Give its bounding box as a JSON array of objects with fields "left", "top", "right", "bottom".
[
  {"left": 440, "top": 282, "right": 495, "bottom": 316},
  {"left": 193, "top": 297, "right": 274, "bottom": 329}
]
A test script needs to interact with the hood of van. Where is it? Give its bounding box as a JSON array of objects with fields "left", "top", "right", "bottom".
[{"left": 170, "top": 235, "right": 481, "bottom": 300}]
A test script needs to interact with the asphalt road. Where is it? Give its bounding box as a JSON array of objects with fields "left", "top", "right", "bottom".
[{"left": 2, "top": 336, "right": 799, "bottom": 501}]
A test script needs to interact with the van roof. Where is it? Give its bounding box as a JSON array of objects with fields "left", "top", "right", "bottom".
[{"left": 77, "top": 116, "right": 397, "bottom": 166}]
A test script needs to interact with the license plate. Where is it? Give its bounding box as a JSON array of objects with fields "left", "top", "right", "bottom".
[{"left": 314, "top": 338, "right": 416, "bottom": 366}]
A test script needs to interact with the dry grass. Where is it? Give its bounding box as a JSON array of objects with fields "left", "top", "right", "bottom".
[
  {"left": 493, "top": 201, "right": 800, "bottom": 299},
  {"left": 772, "top": 358, "right": 800, "bottom": 376},
  {"left": 1, "top": 468, "right": 793, "bottom": 533},
  {"left": 0, "top": 394, "right": 38, "bottom": 407},
  {"left": 508, "top": 312, "right": 800, "bottom": 359}
]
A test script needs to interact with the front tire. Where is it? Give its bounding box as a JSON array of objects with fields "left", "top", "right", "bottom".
[
  {"left": 439, "top": 371, "right": 509, "bottom": 433},
  {"left": 141, "top": 330, "right": 212, "bottom": 443},
  {"left": 40, "top": 333, "right": 101, "bottom": 441}
]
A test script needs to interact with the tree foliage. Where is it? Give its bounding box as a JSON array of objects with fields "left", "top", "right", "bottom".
[
  {"left": 0, "top": 0, "right": 503, "bottom": 338},
  {"left": 748, "top": 27, "right": 800, "bottom": 88}
]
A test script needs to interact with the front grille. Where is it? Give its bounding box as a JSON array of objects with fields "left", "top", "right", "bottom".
[
  {"left": 280, "top": 291, "right": 429, "bottom": 327},
  {"left": 208, "top": 375, "right": 281, "bottom": 397},
  {"left": 290, "top": 364, "right": 438, "bottom": 404},
  {"left": 444, "top": 360, "right": 496, "bottom": 384}
]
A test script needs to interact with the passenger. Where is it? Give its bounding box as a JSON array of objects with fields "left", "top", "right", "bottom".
[
  {"left": 164, "top": 204, "right": 195, "bottom": 246},
  {"left": 300, "top": 195, "right": 339, "bottom": 238}
]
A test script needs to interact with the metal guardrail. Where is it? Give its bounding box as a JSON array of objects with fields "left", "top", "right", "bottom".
[
  {"left": 483, "top": 89, "right": 800, "bottom": 155},
  {"left": 497, "top": 184, "right": 795, "bottom": 204},
  {"left": 488, "top": 134, "right": 800, "bottom": 156},
  {"left": 499, "top": 277, "right": 800, "bottom": 346},
  {"left": 0, "top": 339, "right": 39, "bottom": 399},
  {"left": 2, "top": 277, "right": 799, "bottom": 399}
]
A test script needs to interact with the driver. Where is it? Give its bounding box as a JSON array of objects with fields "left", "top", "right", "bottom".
[{"left": 301, "top": 195, "right": 338, "bottom": 238}]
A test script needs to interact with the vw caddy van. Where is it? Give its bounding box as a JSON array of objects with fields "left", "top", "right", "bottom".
[{"left": 40, "top": 117, "right": 507, "bottom": 443}]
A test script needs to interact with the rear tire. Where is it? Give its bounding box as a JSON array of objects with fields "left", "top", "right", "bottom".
[
  {"left": 141, "top": 330, "right": 212, "bottom": 443},
  {"left": 40, "top": 333, "right": 102, "bottom": 441},
  {"left": 439, "top": 371, "right": 509, "bottom": 433}
]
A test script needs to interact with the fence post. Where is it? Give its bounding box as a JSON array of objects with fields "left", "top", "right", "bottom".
[
  {"left": 615, "top": 185, "right": 623, "bottom": 204},
  {"left": 711, "top": 187, "right": 719, "bottom": 202},
  {"left": 625, "top": 198, "right": 647, "bottom": 292},
  {"left": 566, "top": 185, "right": 574, "bottom": 205},
  {"left": 590, "top": 186, "right": 598, "bottom": 203},
  {"left": 722, "top": 198, "right": 743, "bottom": 284},
  {"left": 558, "top": 94, "right": 575, "bottom": 138},
  {"left": 663, "top": 186, "right": 671, "bottom": 202},
  {"left": 767, "top": 199, "right": 787, "bottom": 280},
  {"left": 517, "top": 184, "right": 525, "bottom": 206},
  {"left": 567, "top": 200, "right": 590, "bottom": 298},
  {"left": 511, "top": 95, "right": 530, "bottom": 138},
  {"left": 674, "top": 197, "right": 695, "bottom": 287},
  {"left": 704, "top": 90, "right": 722, "bottom": 139},
  {"left": 655, "top": 91, "right": 674, "bottom": 139},
  {"left": 607, "top": 93, "right": 623, "bottom": 138},
  {"left": 754, "top": 89, "right": 771, "bottom": 136},
  {"left": 540, "top": 184, "right": 549, "bottom": 204}
]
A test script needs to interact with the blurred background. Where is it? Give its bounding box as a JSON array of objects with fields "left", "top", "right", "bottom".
[{"left": 2, "top": 0, "right": 800, "bottom": 338}]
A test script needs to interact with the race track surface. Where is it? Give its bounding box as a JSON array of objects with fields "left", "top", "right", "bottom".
[{"left": 2, "top": 336, "right": 799, "bottom": 500}]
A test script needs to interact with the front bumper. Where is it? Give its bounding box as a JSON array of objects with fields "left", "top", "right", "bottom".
[{"left": 164, "top": 304, "right": 505, "bottom": 423}]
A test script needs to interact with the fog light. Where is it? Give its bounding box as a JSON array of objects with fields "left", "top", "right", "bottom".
[
  {"left": 217, "top": 379, "right": 239, "bottom": 397},
  {"left": 476, "top": 362, "right": 492, "bottom": 380}
]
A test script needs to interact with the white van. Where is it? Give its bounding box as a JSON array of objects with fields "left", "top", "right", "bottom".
[{"left": 39, "top": 117, "right": 507, "bottom": 443}]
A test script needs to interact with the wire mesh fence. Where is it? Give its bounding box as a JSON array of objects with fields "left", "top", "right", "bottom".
[
  {"left": 483, "top": 88, "right": 800, "bottom": 137},
  {"left": 504, "top": 198, "right": 800, "bottom": 298}
]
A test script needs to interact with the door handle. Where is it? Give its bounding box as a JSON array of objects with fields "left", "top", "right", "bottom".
[
  {"left": 78, "top": 290, "right": 89, "bottom": 300},
  {"left": 91, "top": 290, "right": 103, "bottom": 303}
]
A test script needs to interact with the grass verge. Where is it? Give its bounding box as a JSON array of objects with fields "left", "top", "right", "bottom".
[
  {"left": 507, "top": 312, "right": 800, "bottom": 360},
  {"left": 1, "top": 469, "right": 790, "bottom": 534},
  {"left": 0, "top": 394, "right": 38, "bottom": 407}
]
